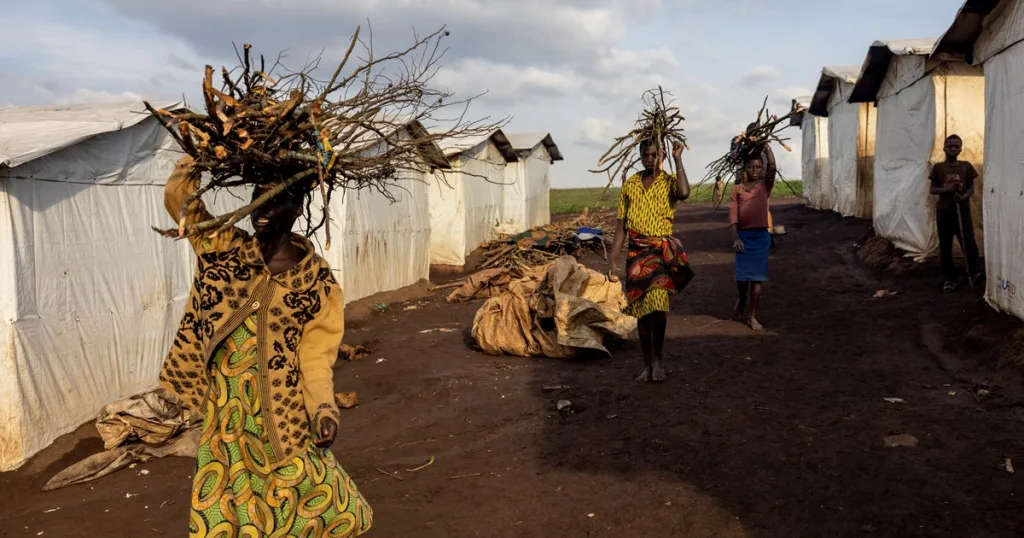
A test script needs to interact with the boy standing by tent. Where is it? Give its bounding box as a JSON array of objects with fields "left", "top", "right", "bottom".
[
  {"left": 608, "top": 140, "right": 694, "bottom": 382},
  {"left": 929, "top": 134, "right": 983, "bottom": 292}
]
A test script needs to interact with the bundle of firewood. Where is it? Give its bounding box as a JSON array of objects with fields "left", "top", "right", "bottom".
[
  {"left": 589, "top": 87, "right": 688, "bottom": 201},
  {"left": 699, "top": 96, "right": 803, "bottom": 208},
  {"left": 477, "top": 209, "right": 615, "bottom": 270},
  {"left": 555, "top": 207, "right": 613, "bottom": 236},
  {"left": 146, "top": 25, "right": 505, "bottom": 244},
  {"left": 478, "top": 244, "right": 559, "bottom": 270}
]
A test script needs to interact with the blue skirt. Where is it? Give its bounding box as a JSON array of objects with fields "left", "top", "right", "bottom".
[{"left": 735, "top": 228, "right": 770, "bottom": 282}]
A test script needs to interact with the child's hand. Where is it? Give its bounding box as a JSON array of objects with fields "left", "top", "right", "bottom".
[
  {"left": 733, "top": 239, "right": 744, "bottom": 253},
  {"left": 314, "top": 417, "right": 338, "bottom": 448}
]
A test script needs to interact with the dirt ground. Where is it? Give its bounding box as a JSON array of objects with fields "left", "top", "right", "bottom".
[{"left": 4, "top": 199, "right": 1024, "bottom": 537}]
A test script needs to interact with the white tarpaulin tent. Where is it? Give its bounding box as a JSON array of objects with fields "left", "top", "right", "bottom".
[
  {"left": 0, "top": 101, "right": 213, "bottom": 471},
  {"left": 792, "top": 96, "right": 829, "bottom": 209},
  {"left": 312, "top": 121, "right": 448, "bottom": 303},
  {"left": 0, "top": 104, "right": 451, "bottom": 470},
  {"left": 503, "top": 133, "right": 563, "bottom": 232},
  {"left": 810, "top": 65, "right": 878, "bottom": 219},
  {"left": 934, "top": 0, "right": 1024, "bottom": 320},
  {"left": 429, "top": 129, "right": 518, "bottom": 267},
  {"left": 848, "top": 38, "right": 985, "bottom": 258}
]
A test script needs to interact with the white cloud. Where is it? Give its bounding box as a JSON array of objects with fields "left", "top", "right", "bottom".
[
  {"left": 592, "top": 48, "right": 679, "bottom": 77},
  {"left": 740, "top": 65, "right": 780, "bottom": 85},
  {"left": 0, "top": 10, "right": 202, "bottom": 106},
  {"left": 0, "top": 0, "right": 816, "bottom": 188},
  {"left": 92, "top": 0, "right": 626, "bottom": 71},
  {"left": 576, "top": 117, "right": 620, "bottom": 149},
  {"left": 772, "top": 86, "right": 813, "bottom": 107},
  {"left": 433, "top": 60, "right": 583, "bottom": 105},
  {"left": 54, "top": 89, "right": 143, "bottom": 105}
]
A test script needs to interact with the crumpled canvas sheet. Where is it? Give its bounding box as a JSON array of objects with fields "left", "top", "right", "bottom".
[
  {"left": 43, "top": 388, "right": 198, "bottom": 491},
  {"left": 43, "top": 428, "right": 199, "bottom": 491},
  {"left": 471, "top": 256, "right": 636, "bottom": 358},
  {"left": 95, "top": 388, "right": 194, "bottom": 450},
  {"left": 447, "top": 265, "right": 549, "bottom": 303}
]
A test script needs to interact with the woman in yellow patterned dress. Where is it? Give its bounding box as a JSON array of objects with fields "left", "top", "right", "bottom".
[
  {"left": 608, "top": 140, "right": 693, "bottom": 382},
  {"left": 159, "top": 156, "right": 372, "bottom": 537}
]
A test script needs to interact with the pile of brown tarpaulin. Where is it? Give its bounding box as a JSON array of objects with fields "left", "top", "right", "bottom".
[
  {"left": 43, "top": 388, "right": 199, "bottom": 491},
  {"left": 470, "top": 256, "right": 636, "bottom": 358},
  {"left": 446, "top": 265, "right": 550, "bottom": 303}
]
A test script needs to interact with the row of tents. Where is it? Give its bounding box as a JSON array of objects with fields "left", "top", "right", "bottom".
[
  {"left": 793, "top": 0, "right": 1022, "bottom": 325},
  {"left": 0, "top": 101, "right": 562, "bottom": 471}
]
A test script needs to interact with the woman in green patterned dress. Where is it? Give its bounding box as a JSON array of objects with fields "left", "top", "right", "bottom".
[{"left": 160, "top": 156, "right": 372, "bottom": 537}]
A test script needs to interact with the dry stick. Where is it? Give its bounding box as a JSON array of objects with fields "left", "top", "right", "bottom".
[
  {"left": 406, "top": 457, "right": 435, "bottom": 472},
  {"left": 658, "top": 87, "right": 679, "bottom": 178},
  {"left": 955, "top": 200, "right": 976, "bottom": 289},
  {"left": 317, "top": 171, "right": 332, "bottom": 249},
  {"left": 480, "top": 245, "right": 516, "bottom": 269},
  {"left": 176, "top": 122, "right": 200, "bottom": 156},
  {"left": 177, "top": 169, "right": 220, "bottom": 225},
  {"left": 696, "top": 320, "right": 725, "bottom": 330},
  {"left": 164, "top": 168, "right": 316, "bottom": 238},
  {"left": 376, "top": 468, "right": 404, "bottom": 481},
  {"left": 242, "top": 44, "right": 253, "bottom": 91},
  {"left": 316, "top": 26, "right": 361, "bottom": 105},
  {"left": 399, "top": 439, "right": 433, "bottom": 449},
  {"left": 328, "top": 27, "right": 449, "bottom": 97},
  {"left": 201, "top": 66, "right": 224, "bottom": 134},
  {"left": 774, "top": 170, "right": 801, "bottom": 198},
  {"left": 449, "top": 473, "right": 482, "bottom": 480},
  {"left": 221, "top": 67, "right": 242, "bottom": 98},
  {"left": 260, "top": 90, "right": 304, "bottom": 145},
  {"left": 142, "top": 101, "right": 187, "bottom": 149}
]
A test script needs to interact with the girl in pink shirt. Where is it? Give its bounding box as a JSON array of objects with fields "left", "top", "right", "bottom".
[{"left": 729, "top": 144, "right": 776, "bottom": 331}]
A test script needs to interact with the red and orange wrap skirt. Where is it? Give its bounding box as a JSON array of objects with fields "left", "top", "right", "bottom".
[{"left": 623, "top": 230, "right": 694, "bottom": 318}]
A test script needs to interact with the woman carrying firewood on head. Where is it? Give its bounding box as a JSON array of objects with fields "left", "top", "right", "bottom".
[
  {"left": 730, "top": 142, "right": 777, "bottom": 331},
  {"left": 608, "top": 140, "right": 694, "bottom": 382},
  {"left": 159, "top": 155, "right": 372, "bottom": 537}
]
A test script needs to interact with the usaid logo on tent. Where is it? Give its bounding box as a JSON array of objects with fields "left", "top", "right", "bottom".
[{"left": 997, "top": 278, "right": 1016, "bottom": 297}]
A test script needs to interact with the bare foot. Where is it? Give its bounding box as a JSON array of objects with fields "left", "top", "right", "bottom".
[
  {"left": 733, "top": 300, "right": 745, "bottom": 319},
  {"left": 651, "top": 363, "right": 667, "bottom": 382},
  {"left": 636, "top": 367, "right": 652, "bottom": 382},
  {"left": 748, "top": 317, "right": 763, "bottom": 331}
]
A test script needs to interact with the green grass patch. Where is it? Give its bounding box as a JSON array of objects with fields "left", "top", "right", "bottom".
[
  {"left": 551, "top": 181, "right": 803, "bottom": 215},
  {"left": 550, "top": 187, "right": 621, "bottom": 215}
]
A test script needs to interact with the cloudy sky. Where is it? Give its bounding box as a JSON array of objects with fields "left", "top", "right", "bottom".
[{"left": 1, "top": 0, "right": 965, "bottom": 187}]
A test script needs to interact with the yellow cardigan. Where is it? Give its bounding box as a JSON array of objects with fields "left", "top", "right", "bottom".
[{"left": 158, "top": 157, "right": 343, "bottom": 465}]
